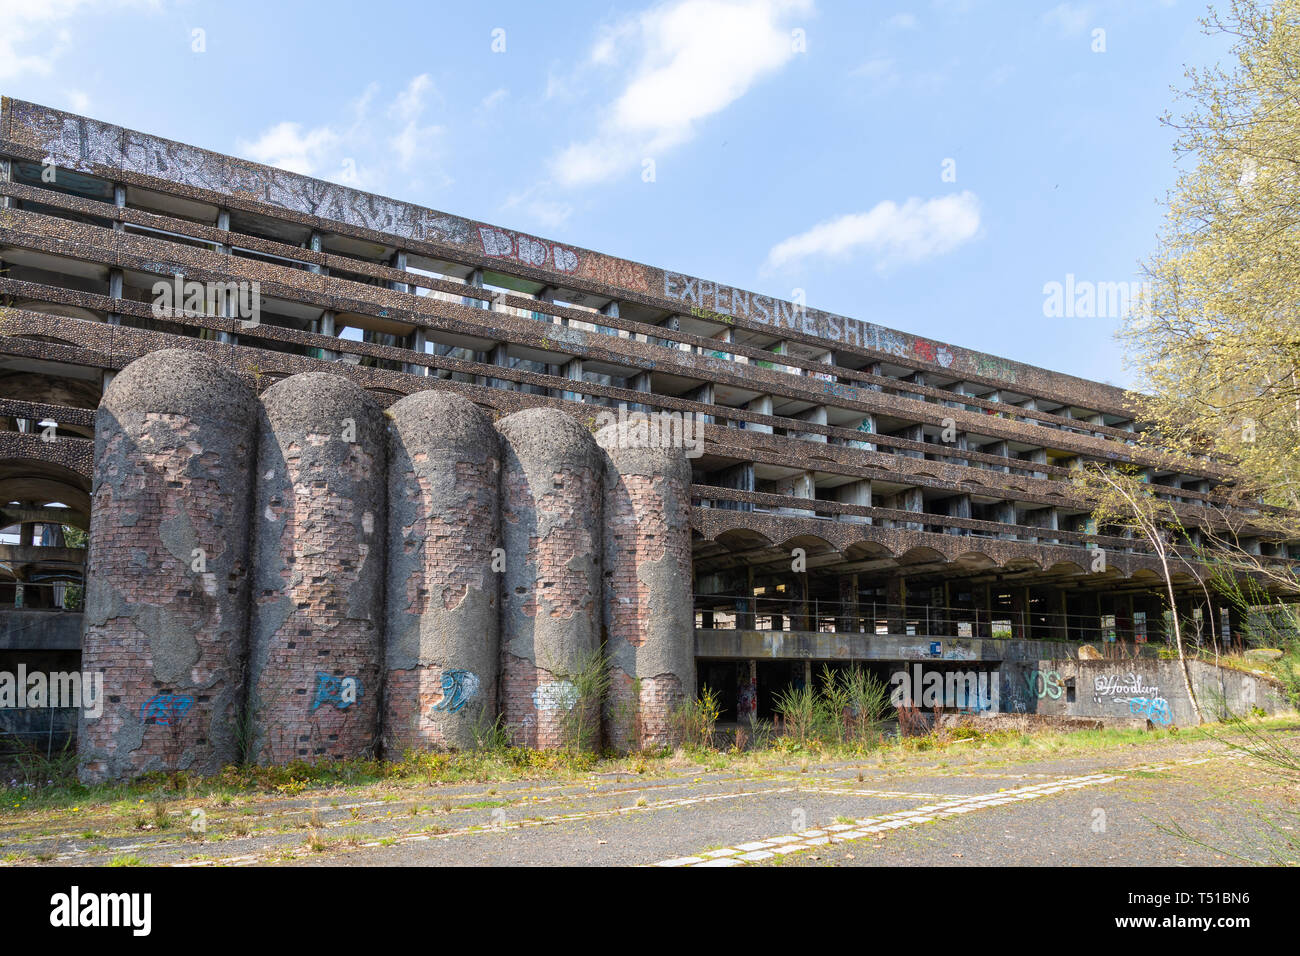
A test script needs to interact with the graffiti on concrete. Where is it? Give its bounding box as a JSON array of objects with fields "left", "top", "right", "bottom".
[
  {"left": 432, "top": 668, "right": 480, "bottom": 715},
  {"left": 1025, "top": 669, "right": 1063, "bottom": 700},
  {"left": 738, "top": 677, "right": 757, "bottom": 720},
  {"left": 1092, "top": 672, "right": 1158, "bottom": 704},
  {"left": 479, "top": 226, "right": 579, "bottom": 273},
  {"left": 974, "top": 355, "right": 1018, "bottom": 383},
  {"left": 911, "top": 339, "right": 954, "bottom": 369},
  {"left": 1091, "top": 672, "right": 1171, "bottom": 720},
  {"left": 1128, "top": 697, "right": 1172, "bottom": 724},
  {"left": 533, "top": 680, "right": 578, "bottom": 712},
  {"left": 140, "top": 693, "right": 194, "bottom": 725},
  {"left": 311, "top": 672, "right": 362, "bottom": 712}
]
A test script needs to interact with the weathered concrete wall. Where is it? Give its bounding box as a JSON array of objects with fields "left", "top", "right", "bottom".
[
  {"left": 383, "top": 390, "right": 500, "bottom": 754},
  {"left": 497, "top": 408, "right": 603, "bottom": 749},
  {"left": 596, "top": 419, "right": 694, "bottom": 751},
  {"left": 247, "top": 372, "right": 386, "bottom": 764},
  {"left": 999, "top": 658, "right": 1290, "bottom": 726},
  {"left": 78, "top": 349, "right": 255, "bottom": 782},
  {"left": 694, "top": 629, "right": 1157, "bottom": 663}
]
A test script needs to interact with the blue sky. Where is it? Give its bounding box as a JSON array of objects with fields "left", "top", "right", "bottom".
[{"left": 1, "top": 0, "right": 1228, "bottom": 387}]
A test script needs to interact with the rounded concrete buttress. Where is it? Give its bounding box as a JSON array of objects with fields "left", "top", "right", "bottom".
[
  {"left": 383, "top": 390, "right": 500, "bottom": 754},
  {"left": 247, "top": 372, "right": 386, "bottom": 764},
  {"left": 595, "top": 418, "right": 695, "bottom": 751},
  {"left": 497, "top": 408, "right": 604, "bottom": 750},
  {"left": 78, "top": 349, "right": 256, "bottom": 783}
]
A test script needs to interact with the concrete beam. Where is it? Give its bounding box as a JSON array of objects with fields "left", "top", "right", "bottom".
[{"left": 0, "top": 610, "right": 82, "bottom": 650}]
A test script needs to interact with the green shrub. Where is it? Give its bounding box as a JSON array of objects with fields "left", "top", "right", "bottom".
[{"left": 671, "top": 686, "right": 721, "bottom": 750}]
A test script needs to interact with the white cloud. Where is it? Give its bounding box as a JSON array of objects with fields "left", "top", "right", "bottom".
[
  {"left": 388, "top": 73, "right": 436, "bottom": 122},
  {"left": 238, "top": 122, "right": 341, "bottom": 177},
  {"left": 0, "top": 0, "right": 160, "bottom": 81},
  {"left": 765, "top": 191, "right": 982, "bottom": 271},
  {"left": 236, "top": 76, "right": 448, "bottom": 190},
  {"left": 481, "top": 88, "right": 509, "bottom": 110},
  {"left": 549, "top": 0, "right": 813, "bottom": 188},
  {"left": 65, "top": 90, "right": 92, "bottom": 114},
  {"left": 886, "top": 12, "right": 918, "bottom": 29},
  {"left": 386, "top": 75, "right": 443, "bottom": 171}
]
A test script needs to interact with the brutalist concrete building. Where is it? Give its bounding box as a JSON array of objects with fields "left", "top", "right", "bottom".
[{"left": 0, "top": 99, "right": 1289, "bottom": 769}]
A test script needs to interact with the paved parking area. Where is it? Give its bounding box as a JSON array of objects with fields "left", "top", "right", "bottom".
[{"left": 2, "top": 728, "right": 1296, "bottom": 867}]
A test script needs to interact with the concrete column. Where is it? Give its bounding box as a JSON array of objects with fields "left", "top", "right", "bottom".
[
  {"left": 247, "top": 373, "right": 386, "bottom": 764},
  {"left": 768, "top": 341, "right": 797, "bottom": 375},
  {"left": 854, "top": 361, "right": 883, "bottom": 392},
  {"left": 599, "top": 299, "right": 620, "bottom": 332},
  {"left": 739, "top": 660, "right": 758, "bottom": 723},
  {"left": 689, "top": 382, "right": 714, "bottom": 425},
  {"left": 789, "top": 573, "right": 810, "bottom": 632},
  {"left": 464, "top": 268, "right": 487, "bottom": 310},
  {"left": 777, "top": 472, "right": 816, "bottom": 517},
  {"left": 902, "top": 371, "right": 926, "bottom": 402},
  {"left": 596, "top": 419, "right": 694, "bottom": 751},
  {"left": 205, "top": 212, "right": 235, "bottom": 345},
  {"left": 112, "top": 184, "right": 126, "bottom": 233},
  {"left": 563, "top": 357, "right": 584, "bottom": 402},
  {"left": 736, "top": 566, "right": 756, "bottom": 630},
  {"left": 215, "top": 209, "right": 231, "bottom": 255},
  {"left": 498, "top": 410, "right": 604, "bottom": 750},
  {"left": 621, "top": 371, "right": 652, "bottom": 413},
  {"left": 897, "top": 487, "right": 924, "bottom": 531},
  {"left": 796, "top": 404, "right": 828, "bottom": 443},
  {"left": 707, "top": 325, "right": 733, "bottom": 361},
  {"left": 985, "top": 440, "right": 1011, "bottom": 473},
  {"left": 318, "top": 310, "right": 337, "bottom": 362},
  {"left": 1041, "top": 507, "right": 1060, "bottom": 545},
  {"left": 836, "top": 479, "right": 872, "bottom": 524},
  {"left": 946, "top": 494, "right": 971, "bottom": 535},
  {"left": 994, "top": 500, "right": 1017, "bottom": 539},
  {"left": 107, "top": 269, "right": 123, "bottom": 327},
  {"left": 898, "top": 424, "right": 925, "bottom": 460},
  {"left": 78, "top": 350, "right": 257, "bottom": 782},
  {"left": 307, "top": 231, "right": 323, "bottom": 273},
  {"left": 1011, "top": 587, "right": 1029, "bottom": 640},
  {"left": 849, "top": 413, "right": 876, "bottom": 451},
  {"left": 491, "top": 342, "right": 516, "bottom": 391},
  {"left": 746, "top": 395, "right": 774, "bottom": 434},
  {"left": 384, "top": 392, "right": 501, "bottom": 753},
  {"left": 713, "top": 462, "right": 755, "bottom": 512},
  {"left": 1028, "top": 447, "right": 1048, "bottom": 480},
  {"left": 837, "top": 574, "right": 860, "bottom": 632},
  {"left": 976, "top": 584, "right": 992, "bottom": 639},
  {"left": 886, "top": 575, "right": 906, "bottom": 635},
  {"left": 656, "top": 315, "right": 680, "bottom": 349}
]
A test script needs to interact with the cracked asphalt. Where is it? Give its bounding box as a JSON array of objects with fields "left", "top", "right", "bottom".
[{"left": 2, "top": 725, "right": 1297, "bottom": 867}]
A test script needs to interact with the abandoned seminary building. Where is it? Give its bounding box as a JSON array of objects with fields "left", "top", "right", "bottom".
[{"left": 0, "top": 99, "right": 1289, "bottom": 780}]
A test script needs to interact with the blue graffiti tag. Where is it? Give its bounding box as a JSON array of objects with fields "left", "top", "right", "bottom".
[
  {"left": 1129, "top": 697, "right": 1172, "bottom": 724},
  {"left": 311, "top": 672, "right": 362, "bottom": 712},
  {"left": 140, "top": 694, "right": 195, "bottom": 725},
  {"left": 432, "top": 669, "right": 481, "bottom": 714}
]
